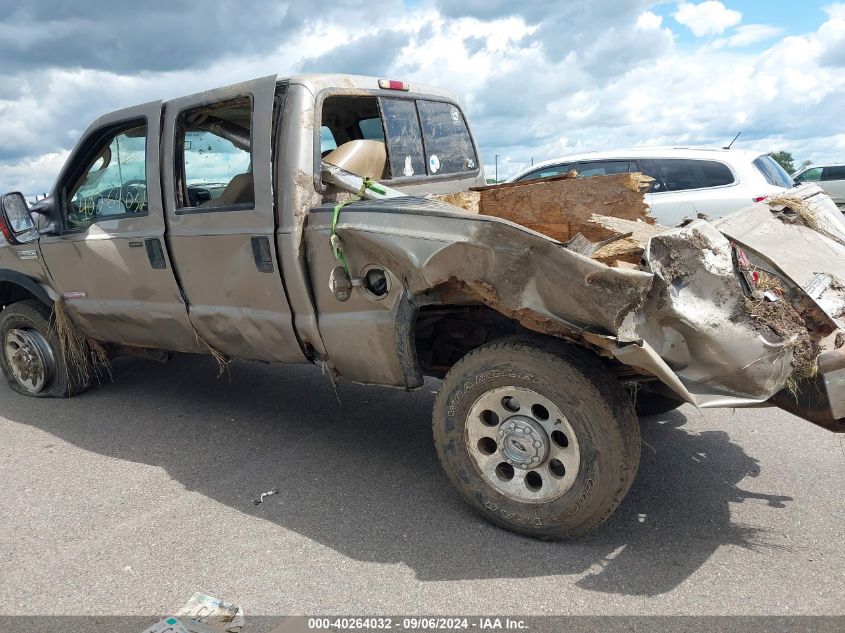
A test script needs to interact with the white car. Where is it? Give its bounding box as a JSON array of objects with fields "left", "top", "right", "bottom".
[
  {"left": 793, "top": 164, "right": 845, "bottom": 207},
  {"left": 507, "top": 147, "right": 795, "bottom": 226}
]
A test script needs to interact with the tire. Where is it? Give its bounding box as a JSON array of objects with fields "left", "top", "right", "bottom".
[
  {"left": 0, "top": 300, "right": 92, "bottom": 397},
  {"left": 633, "top": 390, "right": 683, "bottom": 416},
  {"left": 433, "top": 336, "right": 640, "bottom": 539}
]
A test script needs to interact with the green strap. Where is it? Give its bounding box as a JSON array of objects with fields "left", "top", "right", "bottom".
[{"left": 330, "top": 177, "right": 386, "bottom": 274}]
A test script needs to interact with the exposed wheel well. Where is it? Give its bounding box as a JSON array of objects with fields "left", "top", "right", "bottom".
[
  {"left": 413, "top": 303, "right": 655, "bottom": 385},
  {"left": 414, "top": 304, "right": 535, "bottom": 378},
  {"left": 0, "top": 281, "right": 44, "bottom": 310}
]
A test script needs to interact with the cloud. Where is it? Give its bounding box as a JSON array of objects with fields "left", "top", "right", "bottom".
[
  {"left": 713, "top": 24, "right": 784, "bottom": 48},
  {"left": 0, "top": 1, "right": 844, "bottom": 193},
  {"left": 817, "top": 3, "right": 845, "bottom": 66},
  {"left": 674, "top": 1, "right": 742, "bottom": 37},
  {"left": 298, "top": 29, "right": 411, "bottom": 77}
]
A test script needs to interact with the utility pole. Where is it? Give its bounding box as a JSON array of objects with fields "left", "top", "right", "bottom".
[{"left": 495, "top": 154, "right": 500, "bottom": 183}]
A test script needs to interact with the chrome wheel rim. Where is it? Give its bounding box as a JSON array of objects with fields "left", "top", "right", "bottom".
[
  {"left": 4, "top": 328, "right": 54, "bottom": 394},
  {"left": 465, "top": 386, "right": 580, "bottom": 503}
]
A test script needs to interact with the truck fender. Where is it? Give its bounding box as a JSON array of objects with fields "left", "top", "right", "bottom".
[{"left": 0, "top": 269, "right": 53, "bottom": 308}]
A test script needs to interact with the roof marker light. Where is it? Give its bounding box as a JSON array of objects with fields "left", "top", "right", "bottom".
[{"left": 378, "top": 79, "right": 410, "bottom": 91}]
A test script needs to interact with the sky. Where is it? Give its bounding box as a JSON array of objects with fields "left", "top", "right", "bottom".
[{"left": 0, "top": 0, "right": 843, "bottom": 195}]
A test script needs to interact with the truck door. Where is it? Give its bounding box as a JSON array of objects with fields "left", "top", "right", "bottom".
[
  {"left": 38, "top": 101, "right": 202, "bottom": 352},
  {"left": 161, "top": 75, "right": 305, "bottom": 362}
]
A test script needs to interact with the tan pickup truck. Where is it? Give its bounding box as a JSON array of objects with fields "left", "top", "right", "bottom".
[{"left": 1, "top": 73, "right": 844, "bottom": 539}]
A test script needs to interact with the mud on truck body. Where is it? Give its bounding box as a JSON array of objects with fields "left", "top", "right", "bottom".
[{"left": 1, "top": 74, "right": 843, "bottom": 539}]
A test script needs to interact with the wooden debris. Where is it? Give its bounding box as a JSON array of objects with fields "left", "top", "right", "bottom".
[
  {"left": 588, "top": 214, "right": 672, "bottom": 265},
  {"left": 434, "top": 172, "right": 654, "bottom": 244},
  {"left": 433, "top": 172, "right": 664, "bottom": 268}
]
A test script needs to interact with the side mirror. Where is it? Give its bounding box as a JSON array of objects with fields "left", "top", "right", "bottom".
[{"left": 0, "top": 192, "right": 39, "bottom": 244}]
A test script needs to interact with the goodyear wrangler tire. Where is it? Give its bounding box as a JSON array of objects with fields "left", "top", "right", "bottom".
[
  {"left": 433, "top": 336, "right": 640, "bottom": 539},
  {"left": 0, "top": 300, "right": 90, "bottom": 398}
]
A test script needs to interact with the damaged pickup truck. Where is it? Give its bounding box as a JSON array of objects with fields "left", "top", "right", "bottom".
[{"left": 1, "top": 74, "right": 844, "bottom": 539}]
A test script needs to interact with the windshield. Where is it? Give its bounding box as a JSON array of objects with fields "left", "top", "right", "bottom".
[{"left": 753, "top": 155, "right": 794, "bottom": 188}]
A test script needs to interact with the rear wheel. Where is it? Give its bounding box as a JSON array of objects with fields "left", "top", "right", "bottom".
[
  {"left": 433, "top": 336, "right": 640, "bottom": 539},
  {"left": 0, "top": 300, "right": 92, "bottom": 397}
]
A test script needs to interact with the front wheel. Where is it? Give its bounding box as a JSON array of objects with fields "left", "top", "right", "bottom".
[
  {"left": 433, "top": 336, "right": 640, "bottom": 539},
  {"left": 0, "top": 300, "right": 92, "bottom": 397}
]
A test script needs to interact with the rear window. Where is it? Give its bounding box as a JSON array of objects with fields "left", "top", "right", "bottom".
[
  {"left": 416, "top": 100, "right": 478, "bottom": 175},
  {"left": 641, "top": 158, "right": 735, "bottom": 192},
  {"left": 753, "top": 155, "right": 793, "bottom": 188},
  {"left": 823, "top": 166, "right": 845, "bottom": 181},
  {"left": 381, "top": 98, "right": 426, "bottom": 178}
]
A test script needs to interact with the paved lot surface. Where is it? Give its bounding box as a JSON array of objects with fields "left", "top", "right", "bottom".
[{"left": 0, "top": 354, "right": 843, "bottom": 617}]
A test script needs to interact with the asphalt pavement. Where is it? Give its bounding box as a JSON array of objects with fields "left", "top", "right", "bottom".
[{"left": 0, "top": 354, "right": 842, "bottom": 618}]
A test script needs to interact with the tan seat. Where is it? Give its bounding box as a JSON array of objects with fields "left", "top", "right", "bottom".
[
  {"left": 322, "top": 140, "right": 387, "bottom": 180},
  {"left": 201, "top": 173, "right": 254, "bottom": 207}
]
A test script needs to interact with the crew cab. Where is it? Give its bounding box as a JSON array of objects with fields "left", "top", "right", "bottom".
[{"left": 1, "top": 74, "right": 844, "bottom": 540}]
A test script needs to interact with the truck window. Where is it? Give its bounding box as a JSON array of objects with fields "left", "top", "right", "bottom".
[
  {"left": 176, "top": 97, "right": 254, "bottom": 210},
  {"left": 66, "top": 123, "right": 148, "bottom": 231},
  {"left": 358, "top": 117, "right": 385, "bottom": 141},
  {"left": 416, "top": 100, "right": 478, "bottom": 175},
  {"left": 320, "top": 126, "right": 337, "bottom": 154},
  {"left": 380, "top": 98, "right": 426, "bottom": 178}
]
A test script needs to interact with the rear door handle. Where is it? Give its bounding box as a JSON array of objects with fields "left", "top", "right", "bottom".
[
  {"left": 251, "top": 236, "right": 274, "bottom": 273},
  {"left": 144, "top": 238, "right": 167, "bottom": 270}
]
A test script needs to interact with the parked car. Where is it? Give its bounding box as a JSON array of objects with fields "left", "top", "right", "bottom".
[
  {"left": 793, "top": 164, "right": 845, "bottom": 207},
  {"left": 1, "top": 75, "right": 844, "bottom": 540},
  {"left": 508, "top": 147, "right": 795, "bottom": 226}
]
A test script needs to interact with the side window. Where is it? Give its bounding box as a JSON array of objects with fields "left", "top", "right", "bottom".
[
  {"left": 66, "top": 123, "right": 148, "bottom": 231},
  {"left": 358, "top": 117, "right": 385, "bottom": 141},
  {"left": 515, "top": 163, "right": 576, "bottom": 182},
  {"left": 320, "top": 126, "right": 338, "bottom": 154},
  {"left": 380, "top": 98, "right": 426, "bottom": 178},
  {"left": 649, "top": 159, "right": 735, "bottom": 192},
  {"left": 578, "top": 160, "right": 631, "bottom": 178},
  {"left": 177, "top": 97, "right": 254, "bottom": 210},
  {"left": 797, "top": 167, "right": 822, "bottom": 182},
  {"left": 822, "top": 166, "right": 845, "bottom": 181},
  {"left": 637, "top": 159, "right": 668, "bottom": 192},
  {"left": 416, "top": 100, "right": 478, "bottom": 175}
]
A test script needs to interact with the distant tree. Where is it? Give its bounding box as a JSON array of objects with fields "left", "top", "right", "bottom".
[
  {"left": 769, "top": 151, "right": 796, "bottom": 174},
  {"left": 799, "top": 159, "right": 812, "bottom": 170}
]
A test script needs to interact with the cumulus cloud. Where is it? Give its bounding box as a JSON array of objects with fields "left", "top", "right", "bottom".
[
  {"left": 817, "top": 2, "right": 845, "bottom": 66},
  {"left": 0, "top": 0, "right": 844, "bottom": 192},
  {"left": 713, "top": 24, "right": 784, "bottom": 48},
  {"left": 299, "top": 29, "right": 411, "bottom": 77},
  {"left": 674, "top": 1, "right": 742, "bottom": 37}
]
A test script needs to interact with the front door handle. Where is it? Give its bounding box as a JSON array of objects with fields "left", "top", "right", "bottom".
[
  {"left": 251, "top": 236, "right": 274, "bottom": 273},
  {"left": 144, "top": 238, "right": 167, "bottom": 269}
]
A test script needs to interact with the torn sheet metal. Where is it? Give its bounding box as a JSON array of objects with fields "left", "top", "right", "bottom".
[
  {"left": 618, "top": 220, "right": 797, "bottom": 407},
  {"left": 324, "top": 174, "right": 845, "bottom": 422}
]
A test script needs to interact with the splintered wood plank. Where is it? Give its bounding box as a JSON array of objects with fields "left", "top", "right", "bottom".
[{"left": 439, "top": 173, "right": 654, "bottom": 243}]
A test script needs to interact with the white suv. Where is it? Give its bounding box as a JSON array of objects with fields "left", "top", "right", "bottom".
[
  {"left": 507, "top": 147, "right": 795, "bottom": 226},
  {"left": 793, "top": 164, "right": 845, "bottom": 207}
]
